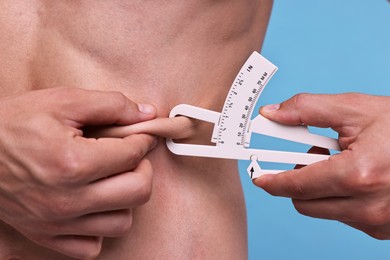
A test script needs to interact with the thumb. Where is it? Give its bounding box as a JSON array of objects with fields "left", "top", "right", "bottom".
[
  {"left": 85, "top": 116, "right": 197, "bottom": 140},
  {"left": 60, "top": 88, "right": 156, "bottom": 127},
  {"left": 260, "top": 93, "right": 353, "bottom": 128}
]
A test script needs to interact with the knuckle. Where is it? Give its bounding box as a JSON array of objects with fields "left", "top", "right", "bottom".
[
  {"left": 136, "top": 183, "right": 153, "bottom": 205},
  {"left": 52, "top": 146, "right": 88, "bottom": 185},
  {"left": 35, "top": 234, "right": 102, "bottom": 259},
  {"left": 26, "top": 195, "right": 68, "bottom": 220},
  {"left": 286, "top": 174, "right": 308, "bottom": 199},
  {"left": 20, "top": 227, "right": 49, "bottom": 244},
  {"left": 44, "top": 197, "right": 76, "bottom": 218},
  {"left": 72, "top": 238, "right": 102, "bottom": 260},
  {"left": 30, "top": 234, "right": 53, "bottom": 248},
  {"left": 85, "top": 248, "right": 102, "bottom": 260},
  {"left": 289, "top": 93, "right": 313, "bottom": 124},
  {"left": 127, "top": 139, "right": 154, "bottom": 166},
  {"left": 79, "top": 250, "right": 101, "bottom": 260},
  {"left": 128, "top": 147, "right": 145, "bottom": 164},
  {"left": 108, "top": 91, "right": 132, "bottom": 113},
  {"left": 132, "top": 173, "right": 153, "bottom": 205},
  {"left": 110, "top": 211, "right": 133, "bottom": 236},
  {"left": 358, "top": 204, "right": 389, "bottom": 226},
  {"left": 345, "top": 165, "right": 382, "bottom": 194},
  {"left": 291, "top": 93, "right": 311, "bottom": 111},
  {"left": 37, "top": 221, "right": 63, "bottom": 236},
  {"left": 109, "top": 90, "right": 127, "bottom": 102},
  {"left": 292, "top": 200, "right": 309, "bottom": 216},
  {"left": 53, "top": 202, "right": 75, "bottom": 218}
]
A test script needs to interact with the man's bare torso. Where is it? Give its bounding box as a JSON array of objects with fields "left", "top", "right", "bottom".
[{"left": 0, "top": 0, "right": 272, "bottom": 259}]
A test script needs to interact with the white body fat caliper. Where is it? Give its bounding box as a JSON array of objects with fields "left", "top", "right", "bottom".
[{"left": 166, "top": 52, "right": 340, "bottom": 179}]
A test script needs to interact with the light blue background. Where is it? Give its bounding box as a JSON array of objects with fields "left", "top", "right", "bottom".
[{"left": 240, "top": 1, "right": 390, "bottom": 259}]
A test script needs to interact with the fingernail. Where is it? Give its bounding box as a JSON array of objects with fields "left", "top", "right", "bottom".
[
  {"left": 138, "top": 104, "right": 156, "bottom": 115},
  {"left": 262, "top": 104, "right": 280, "bottom": 113}
]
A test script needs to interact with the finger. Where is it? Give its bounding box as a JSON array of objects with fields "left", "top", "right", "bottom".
[
  {"left": 259, "top": 93, "right": 362, "bottom": 128},
  {"left": 254, "top": 152, "right": 349, "bottom": 200},
  {"left": 41, "top": 235, "right": 103, "bottom": 260},
  {"left": 50, "top": 209, "right": 133, "bottom": 238},
  {"left": 66, "top": 134, "right": 157, "bottom": 184},
  {"left": 59, "top": 88, "right": 156, "bottom": 126},
  {"left": 78, "top": 159, "right": 153, "bottom": 214},
  {"left": 295, "top": 146, "right": 330, "bottom": 170},
  {"left": 87, "top": 116, "right": 196, "bottom": 139},
  {"left": 343, "top": 222, "right": 390, "bottom": 240},
  {"left": 292, "top": 197, "right": 359, "bottom": 223}
]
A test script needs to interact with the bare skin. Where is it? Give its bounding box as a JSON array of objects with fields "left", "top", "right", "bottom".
[
  {"left": 256, "top": 93, "right": 390, "bottom": 240},
  {"left": 0, "top": 0, "right": 273, "bottom": 259},
  {"left": 0, "top": 88, "right": 159, "bottom": 259}
]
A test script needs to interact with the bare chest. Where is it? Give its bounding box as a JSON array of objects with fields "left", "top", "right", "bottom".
[{"left": 0, "top": 0, "right": 269, "bottom": 113}]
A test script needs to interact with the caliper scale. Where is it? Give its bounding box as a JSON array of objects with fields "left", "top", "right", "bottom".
[{"left": 166, "top": 52, "right": 340, "bottom": 179}]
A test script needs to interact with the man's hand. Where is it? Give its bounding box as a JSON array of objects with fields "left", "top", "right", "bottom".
[
  {"left": 254, "top": 93, "right": 390, "bottom": 240},
  {"left": 0, "top": 88, "right": 157, "bottom": 259}
]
